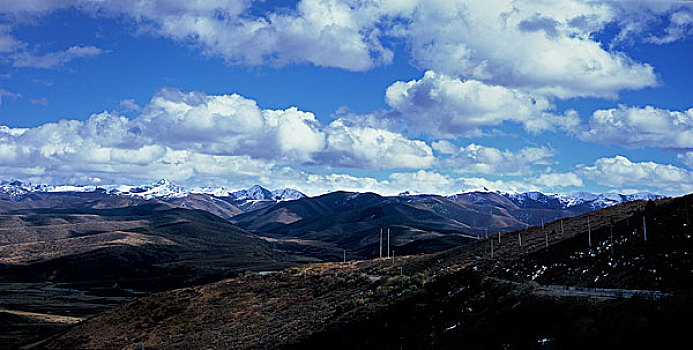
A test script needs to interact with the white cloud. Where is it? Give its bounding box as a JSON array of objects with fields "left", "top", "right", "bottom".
[
  {"left": 432, "top": 141, "right": 555, "bottom": 175},
  {"left": 119, "top": 99, "right": 141, "bottom": 112},
  {"left": 579, "top": 155, "right": 693, "bottom": 195},
  {"left": 385, "top": 71, "right": 579, "bottom": 137},
  {"left": 0, "top": 0, "right": 70, "bottom": 14},
  {"left": 0, "top": 88, "right": 434, "bottom": 187},
  {"left": 321, "top": 119, "right": 434, "bottom": 170},
  {"left": 0, "top": 89, "right": 21, "bottom": 105},
  {"left": 75, "top": 0, "right": 391, "bottom": 71},
  {"left": 0, "top": 25, "right": 23, "bottom": 53},
  {"left": 647, "top": 8, "right": 693, "bottom": 44},
  {"left": 396, "top": 0, "right": 657, "bottom": 98},
  {"left": 0, "top": 114, "right": 275, "bottom": 185},
  {"left": 0, "top": 0, "right": 663, "bottom": 95},
  {"left": 580, "top": 105, "right": 693, "bottom": 149},
  {"left": 611, "top": 3, "right": 693, "bottom": 45},
  {"left": 12, "top": 45, "right": 103, "bottom": 69},
  {"left": 133, "top": 88, "right": 432, "bottom": 169},
  {"left": 679, "top": 152, "right": 693, "bottom": 169},
  {"left": 532, "top": 172, "right": 583, "bottom": 189},
  {"left": 30, "top": 97, "right": 49, "bottom": 106}
]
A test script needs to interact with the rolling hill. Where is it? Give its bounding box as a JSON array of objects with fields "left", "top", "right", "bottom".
[{"left": 0, "top": 201, "right": 307, "bottom": 292}]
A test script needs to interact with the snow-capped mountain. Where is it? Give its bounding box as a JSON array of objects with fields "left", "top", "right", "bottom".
[
  {"left": 0, "top": 179, "right": 306, "bottom": 202},
  {"left": 111, "top": 179, "right": 188, "bottom": 199},
  {"left": 0, "top": 179, "right": 99, "bottom": 198},
  {"left": 505, "top": 191, "right": 665, "bottom": 210},
  {"left": 266, "top": 188, "right": 305, "bottom": 201}
]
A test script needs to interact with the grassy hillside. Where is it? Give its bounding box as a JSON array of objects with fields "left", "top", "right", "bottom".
[{"left": 42, "top": 195, "right": 693, "bottom": 349}]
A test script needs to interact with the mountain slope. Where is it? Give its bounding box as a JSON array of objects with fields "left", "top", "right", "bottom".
[
  {"left": 0, "top": 202, "right": 303, "bottom": 292},
  {"left": 44, "top": 195, "right": 692, "bottom": 349}
]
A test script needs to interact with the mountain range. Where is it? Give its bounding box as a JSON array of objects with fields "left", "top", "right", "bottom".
[
  {"left": 0, "top": 178, "right": 665, "bottom": 265},
  {"left": 0, "top": 179, "right": 663, "bottom": 212}
]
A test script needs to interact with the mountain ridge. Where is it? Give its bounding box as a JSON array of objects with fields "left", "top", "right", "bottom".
[{"left": 0, "top": 179, "right": 665, "bottom": 211}]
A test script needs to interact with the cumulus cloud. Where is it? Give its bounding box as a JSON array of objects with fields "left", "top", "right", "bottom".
[
  {"left": 580, "top": 105, "right": 693, "bottom": 149},
  {"left": 266, "top": 167, "right": 588, "bottom": 197},
  {"left": 385, "top": 71, "right": 581, "bottom": 136},
  {"left": 74, "top": 0, "right": 392, "bottom": 71},
  {"left": 132, "top": 88, "right": 432, "bottom": 169},
  {"left": 579, "top": 155, "right": 693, "bottom": 195},
  {"left": 0, "top": 0, "right": 665, "bottom": 95},
  {"left": 0, "top": 88, "right": 434, "bottom": 186},
  {"left": 386, "top": 170, "right": 553, "bottom": 195},
  {"left": 397, "top": 0, "right": 657, "bottom": 98},
  {"left": 432, "top": 141, "right": 555, "bottom": 175},
  {"left": 532, "top": 172, "right": 583, "bottom": 189},
  {"left": 321, "top": 119, "right": 434, "bottom": 170},
  {"left": 12, "top": 45, "right": 103, "bottom": 69},
  {"left": 0, "top": 113, "right": 276, "bottom": 185}
]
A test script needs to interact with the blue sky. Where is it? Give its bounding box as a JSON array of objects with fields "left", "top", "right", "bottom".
[{"left": 0, "top": 0, "right": 692, "bottom": 196}]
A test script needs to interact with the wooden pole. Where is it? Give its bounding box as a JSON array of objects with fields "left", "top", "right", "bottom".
[
  {"left": 498, "top": 231, "right": 501, "bottom": 244},
  {"left": 643, "top": 216, "right": 647, "bottom": 242},
  {"left": 588, "top": 216, "right": 592, "bottom": 249},
  {"left": 561, "top": 219, "right": 564, "bottom": 235},
  {"left": 387, "top": 228, "right": 391, "bottom": 258},
  {"left": 379, "top": 228, "right": 383, "bottom": 259},
  {"left": 490, "top": 239, "right": 494, "bottom": 259}
]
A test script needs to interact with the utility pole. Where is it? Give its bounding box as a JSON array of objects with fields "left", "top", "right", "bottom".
[
  {"left": 392, "top": 250, "right": 395, "bottom": 265},
  {"left": 609, "top": 223, "right": 614, "bottom": 258},
  {"left": 490, "top": 238, "right": 494, "bottom": 259},
  {"left": 498, "top": 231, "right": 501, "bottom": 244},
  {"left": 587, "top": 216, "right": 592, "bottom": 249},
  {"left": 379, "top": 228, "right": 383, "bottom": 259},
  {"left": 542, "top": 217, "right": 547, "bottom": 247},
  {"left": 518, "top": 232, "right": 522, "bottom": 248},
  {"left": 686, "top": 200, "right": 690, "bottom": 226},
  {"left": 561, "top": 219, "right": 564, "bottom": 235},
  {"left": 387, "top": 228, "right": 391, "bottom": 258},
  {"left": 643, "top": 216, "right": 647, "bottom": 242}
]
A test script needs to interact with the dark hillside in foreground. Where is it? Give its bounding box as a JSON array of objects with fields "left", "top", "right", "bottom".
[{"left": 42, "top": 195, "right": 693, "bottom": 349}]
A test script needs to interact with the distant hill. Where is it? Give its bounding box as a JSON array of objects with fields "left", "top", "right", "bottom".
[
  {"left": 0, "top": 201, "right": 307, "bottom": 292},
  {"left": 231, "top": 190, "right": 658, "bottom": 260},
  {"left": 0, "top": 179, "right": 668, "bottom": 265}
]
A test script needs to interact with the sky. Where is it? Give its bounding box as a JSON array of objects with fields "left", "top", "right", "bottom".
[{"left": 0, "top": 0, "right": 692, "bottom": 196}]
